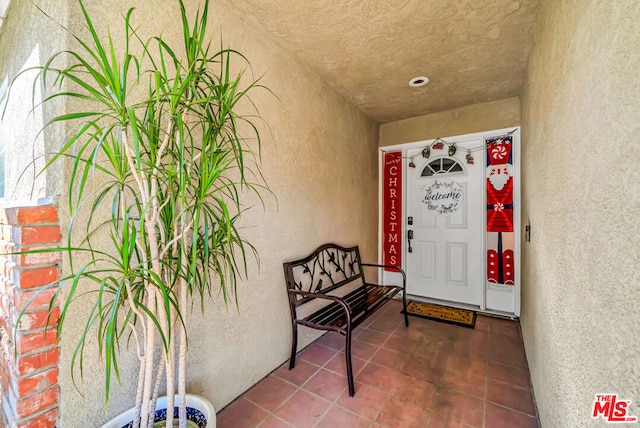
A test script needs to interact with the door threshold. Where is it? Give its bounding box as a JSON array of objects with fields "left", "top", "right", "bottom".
[{"left": 405, "top": 294, "right": 518, "bottom": 320}]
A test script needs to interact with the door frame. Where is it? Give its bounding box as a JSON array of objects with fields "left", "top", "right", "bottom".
[{"left": 377, "top": 127, "right": 521, "bottom": 317}]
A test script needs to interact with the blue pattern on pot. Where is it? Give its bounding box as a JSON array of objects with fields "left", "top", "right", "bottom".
[{"left": 122, "top": 406, "right": 206, "bottom": 428}]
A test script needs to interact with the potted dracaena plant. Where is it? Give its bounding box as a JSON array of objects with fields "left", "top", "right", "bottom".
[{"left": 13, "top": 0, "right": 271, "bottom": 426}]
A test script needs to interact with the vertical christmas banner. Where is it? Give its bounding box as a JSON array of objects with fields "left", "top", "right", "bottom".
[
  {"left": 383, "top": 151, "right": 402, "bottom": 270},
  {"left": 486, "top": 136, "right": 515, "bottom": 285}
]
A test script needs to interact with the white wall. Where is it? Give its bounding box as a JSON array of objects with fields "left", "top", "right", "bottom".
[{"left": 520, "top": 1, "right": 640, "bottom": 426}]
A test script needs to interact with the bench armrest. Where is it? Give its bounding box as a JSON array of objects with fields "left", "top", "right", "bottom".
[
  {"left": 288, "top": 289, "right": 353, "bottom": 316},
  {"left": 360, "top": 263, "right": 406, "bottom": 284},
  {"left": 360, "top": 263, "right": 407, "bottom": 325}
]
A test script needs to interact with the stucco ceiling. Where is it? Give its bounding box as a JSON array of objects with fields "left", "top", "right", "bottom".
[{"left": 232, "top": 0, "right": 539, "bottom": 123}]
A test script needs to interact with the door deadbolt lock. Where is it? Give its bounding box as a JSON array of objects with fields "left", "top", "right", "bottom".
[{"left": 407, "top": 216, "right": 413, "bottom": 225}]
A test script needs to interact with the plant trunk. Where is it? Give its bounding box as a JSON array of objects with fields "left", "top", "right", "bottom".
[
  {"left": 134, "top": 353, "right": 146, "bottom": 428},
  {"left": 176, "top": 186, "right": 189, "bottom": 428},
  {"left": 140, "top": 293, "right": 157, "bottom": 428},
  {"left": 148, "top": 357, "right": 166, "bottom": 428},
  {"left": 162, "top": 288, "right": 175, "bottom": 428},
  {"left": 178, "top": 275, "right": 188, "bottom": 428}
]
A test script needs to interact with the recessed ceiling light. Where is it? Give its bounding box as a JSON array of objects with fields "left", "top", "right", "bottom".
[{"left": 409, "top": 76, "right": 429, "bottom": 88}]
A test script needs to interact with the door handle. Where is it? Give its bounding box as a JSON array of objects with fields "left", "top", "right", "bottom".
[{"left": 407, "top": 230, "right": 413, "bottom": 253}]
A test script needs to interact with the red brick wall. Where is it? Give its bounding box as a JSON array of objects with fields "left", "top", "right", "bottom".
[{"left": 0, "top": 205, "right": 60, "bottom": 428}]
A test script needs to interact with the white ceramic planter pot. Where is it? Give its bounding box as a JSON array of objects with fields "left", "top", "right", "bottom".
[{"left": 101, "top": 394, "right": 216, "bottom": 428}]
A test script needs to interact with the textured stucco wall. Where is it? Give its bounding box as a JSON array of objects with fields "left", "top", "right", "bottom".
[
  {"left": 40, "top": 0, "right": 377, "bottom": 426},
  {"left": 0, "top": 0, "right": 67, "bottom": 203},
  {"left": 520, "top": 1, "right": 640, "bottom": 427},
  {"left": 379, "top": 97, "right": 520, "bottom": 146}
]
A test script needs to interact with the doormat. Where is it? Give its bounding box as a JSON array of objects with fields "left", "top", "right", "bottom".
[{"left": 403, "top": 301, "right": 476, "bottom": 329}]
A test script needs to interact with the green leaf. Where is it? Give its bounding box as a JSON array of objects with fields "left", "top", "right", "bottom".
[{"left": 18, "top": 0, "right": 275, "bottom": 413}]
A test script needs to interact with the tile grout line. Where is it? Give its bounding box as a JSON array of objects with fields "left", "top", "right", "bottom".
[
  {"left": 286, "top": 329, "right": 390, "bottom": 427},
  {"left": 238, "top": 306, "right": 538, "bottom": 428},
  {"left": 309, "top": 329, "right": 393, "bottom": 428}
]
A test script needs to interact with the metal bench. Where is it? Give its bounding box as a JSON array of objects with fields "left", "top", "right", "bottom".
[{"left": 283, "top": 243, "right": 408, "bottom": 396}]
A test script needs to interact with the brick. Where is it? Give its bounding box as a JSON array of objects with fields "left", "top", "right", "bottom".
[
  {"left": 0, "top": 205, "right": 60, "bottom": 428},
  {"left": 17, "top": 308, "right": 60, "bottom": 332},
  {"left": 15, "top": 206, "right": 58, "bottom": 226},
  {"left": 17, "top": 406, "right": 57, "bottom": 428},
  {"left": 15, "top": 248, "right": 61, "bottom": 267},
  {"left": 16, "top": 330, "right": 58, "bottom": 355},
  {"left": 17, "top": 348, "right": 59, "bottom": 376},
  {"left": 7, "top": 286, "right": 57, "bottom": 312},
  {"left": 15, "top": 267, "right": 59, "bottom": 290},
  {"left": 13, "top": 227, "right": 61, "bottom": 246},
  {"left": 16, "top": 368, "right": 58, "bottom": 397},
  {"left": 15, "top": 386, "right": 59, "bottom": 419},
  {"left": 0, "top": 206, "right": 58, "bottom": 227}
]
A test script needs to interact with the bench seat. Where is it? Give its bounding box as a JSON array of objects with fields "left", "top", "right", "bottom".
[{"left": 300, "top": 283, "right": 402, "bottom": 330}]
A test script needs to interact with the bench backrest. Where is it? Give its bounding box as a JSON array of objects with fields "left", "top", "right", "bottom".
[{"left": 283, "top": 243, "right": 364, "bottom": 306}]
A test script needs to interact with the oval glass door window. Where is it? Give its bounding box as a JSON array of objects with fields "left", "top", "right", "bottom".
[{"left": 421, "top": 158, "right": 464, "bottom": 177}]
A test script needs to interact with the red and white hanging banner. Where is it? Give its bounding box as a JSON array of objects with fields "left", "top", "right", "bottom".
[
  {"left": 486, "top": 135, "right": 515, "bottom": 285},
  {"left": 382, "top": 151, "right": 402, "bottom": 270}
]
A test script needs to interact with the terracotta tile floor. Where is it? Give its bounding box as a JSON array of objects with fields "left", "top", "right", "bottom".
[{"left": 217, "top": 300, "right": 540, "bottom": 428}]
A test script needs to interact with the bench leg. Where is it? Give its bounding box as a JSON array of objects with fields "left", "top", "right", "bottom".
[
  {"left": 345, "top": 329, "right": 355, "bottom": 397},
  {"left": 403, "top": 293, "right": 409, "bottom": 327},
  {"left": 289, "top": 323, "right": 298, "bottom": 370}
]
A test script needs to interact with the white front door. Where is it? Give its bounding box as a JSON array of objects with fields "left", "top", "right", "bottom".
[{"left": 405, "top": 140, "right": 484, "bottom": 306}]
